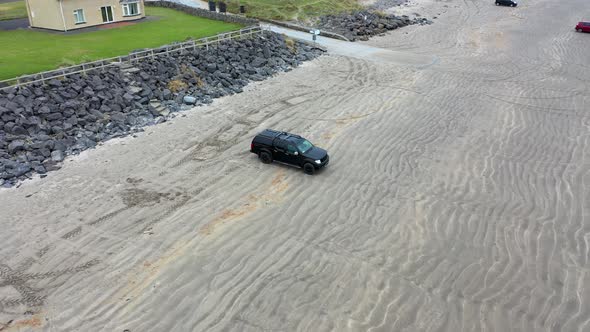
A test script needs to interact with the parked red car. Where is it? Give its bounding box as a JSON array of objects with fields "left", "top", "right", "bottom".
[{"left": 576, "top": 22, "right": 590, "bottom": 32}]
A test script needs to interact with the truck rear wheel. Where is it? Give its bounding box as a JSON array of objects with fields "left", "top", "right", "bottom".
[
  {"left": 260, "top": 151, "right": 273, "bottom": 164},
  {"left": 303, "top": 163, "right": 315, "bottom": 175}
]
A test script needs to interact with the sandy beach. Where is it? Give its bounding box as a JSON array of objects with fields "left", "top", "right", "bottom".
[{"left": 1, "top": 0, "right": 590, "bottom": 330}]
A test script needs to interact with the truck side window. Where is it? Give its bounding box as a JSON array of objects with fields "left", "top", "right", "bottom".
[
  {"left": 287, "top": 145, "right": 297, "bottom": 154},
  {"left": 275, "top": 140, "right": 287, "bottom": 150}
]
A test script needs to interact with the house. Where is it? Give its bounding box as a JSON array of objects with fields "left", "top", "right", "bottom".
[{"left": 24, "top": 0, "right": 146, "bottom": 31}]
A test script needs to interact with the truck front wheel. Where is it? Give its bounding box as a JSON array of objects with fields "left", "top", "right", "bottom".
[{"left": 303, "top": 163, "right": 315, "bottom": 175}]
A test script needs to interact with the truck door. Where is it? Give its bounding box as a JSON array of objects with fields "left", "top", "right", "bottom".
[
  {"left": 273, "top": 139, "right": 288, "bottom": 163},
  {"left": 285, "top": 144, "right": 302, "bottom": 166}
]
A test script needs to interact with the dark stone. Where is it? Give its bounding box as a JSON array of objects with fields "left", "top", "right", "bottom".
[
  {"left": 162, "top": 89, "right": 172, "bottom": 100},
  {"left": 49, "top": 92, "right": 64, "bottom": 104},
  {"left": 37, "top": 106, "right": 51, "bottom": 114},
  {"left": 43, "top": 161, "right": 61, "bottom": 172},
  {"left": 64, "top": 100, "right": 81, "bottom": 109},
  {"left": 33, "top": 164, "right": 47, "bottom": 174},
  {"left": 38, "top": 148, "right": 51, "bottom": 158},
  {"left": 8, "top": 140, "right": 25, "bottom": 153},
  {"left": 262, "top": 46, "right": 271, "bottom": 59},
  {"left": 110, "top": 112, "right": 126, "bottom": 123},
  {"left": 141, "top": 87, "right": 153, "bottom": 98},
  {"left": 140, "top": 72, "right": 151, "bottom": 81},
  {"left": 123, "top": 93, "right": 135, "bottom": 102},
  {"left": 2, "top": 114, "right": 15, "bottom": 122},
  {"left": 83, "top": 88, "right": 95, "bottom": 97},
  {"left": 148, "top": 105, "right": 159, "bottom": 116},
  {"left": 51, "top": 150, "right": 64, "bottom": 162},
  {"left": 183, "top": 96, "right": 197, "bottom": 105},
  {"left": 110, "top": 103, "right": 123, "bottom": 113},
  {"left": 8, "top": 163, "right": 31, "bottom": 177},
  {"left": 96, "top": 91, "right": 109, "bottom": 100},
  {"left": 251, "top": 57, "right": 266, "bottom": 68},
  {"left": 51, "top": 126, "right": 64, "bottom": 134},
  {"left": 99, "top": 104, "right": 112, "bottom": 113},
  {"left": 45, "top": 113, "right": 63, "bottom": 121},
  {"left": 4, "top": 100, "right": 19, "bottom": 112},
  {"left": 4, "top": 122, "right": 15, "bottom": 133},
  {"left": 48, "top": 79, "right": 62, "bottom": 87},
  {"left": 206, "top": 63, "right": 217, "bottom": 73},
  {"left": 58, "top": 90, "right": 72, "bottom": 99},
  {"left": 11, "top": 125, "right": 27, "bottom": 135}
]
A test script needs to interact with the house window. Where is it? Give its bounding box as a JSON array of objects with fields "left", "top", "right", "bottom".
[
  {"left": 122, "top": 2, "right": 140, "bottom": 16},
  {"left": 73, "top": 9, "right": 85, "bottom": 24}
]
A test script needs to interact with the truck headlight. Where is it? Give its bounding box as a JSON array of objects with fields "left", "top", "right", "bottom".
[{"left": 315, "top": 160, "right": 321, "bottom": 164}]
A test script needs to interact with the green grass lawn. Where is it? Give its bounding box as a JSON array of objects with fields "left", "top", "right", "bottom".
[
  {"left": 0, "top": 0, "right": 27, "bottom": 21},
  {"left": 225, "top": 0, "right": 360, "bottom": 20},
  {"left": 0, "top": 7, "right": 242, "bottom": 80}
]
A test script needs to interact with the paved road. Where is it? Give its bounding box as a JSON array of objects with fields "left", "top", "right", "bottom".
[
  {"left": 265, "top": 24, "right": 439, "bottom": 68},
  {"left": 1, "top": 0, "right": 590, "bottom": 331},
  {"left": 0, "top": 17, "right": 27, "bottom": 31}
]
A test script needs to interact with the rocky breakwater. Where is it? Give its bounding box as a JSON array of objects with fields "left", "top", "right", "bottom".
[
  {"left": 317, "top": 10, "right": 432, "bottom": 41},
  {"left": 0, "top": 32, "right": 323, "bottom": 187}
]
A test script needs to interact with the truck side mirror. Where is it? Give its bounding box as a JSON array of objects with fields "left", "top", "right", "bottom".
[{"left": 294, "top": 151, "right": 299, "bottom": 156}]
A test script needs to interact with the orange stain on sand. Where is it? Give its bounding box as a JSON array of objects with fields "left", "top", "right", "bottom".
[
  {"left": 199, "top": 170, "right": 289, "bottom": 235},
  {"left": 1, "top": 315, "right": 43, "bottom": 331}
]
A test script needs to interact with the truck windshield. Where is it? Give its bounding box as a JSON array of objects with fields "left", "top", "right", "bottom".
[{"left": 296, "top": 139, "right": 313, "bottom": 153}]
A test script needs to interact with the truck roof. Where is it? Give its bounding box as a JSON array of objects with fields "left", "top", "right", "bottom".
[
  {"left": 256, "top": 129, "right": 303, "bottom": 141},
  {"left": 257, "top": 129, "right": 284, "bottom": 138}
]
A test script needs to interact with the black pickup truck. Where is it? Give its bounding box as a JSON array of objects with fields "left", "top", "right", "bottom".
[{"left": 250, "top": 129, "right": 329, "bottom": 175}]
